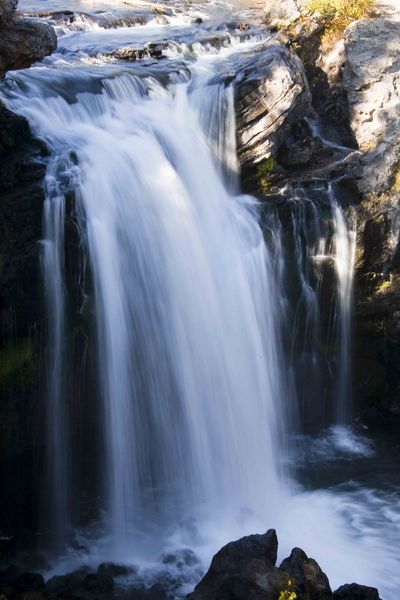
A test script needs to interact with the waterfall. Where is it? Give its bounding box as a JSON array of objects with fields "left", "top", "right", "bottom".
[
  {"left": 331, "top": 188, "right": 356, "bottom": 423},
  {"left": 1, "top": 34, "right": 287, "bottom": 552},
  {"left": 2, "top": 7, "right": 400, "bottom": 598},
  {"left": 267, "top": 182, "right": 356, "bottom": 431},
  {"left": 42, "top": 156, "right": 68, "bottom": 551}
]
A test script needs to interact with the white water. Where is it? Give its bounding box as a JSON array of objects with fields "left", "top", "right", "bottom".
[
  {"left": 42, "top": 155, "right": 69, "bottom": 551},
  {"left": 331, "top": 186, "right": 357, "bottom": 423},
  {"left": 1, "top": 2, "right": 400, "bottom": 598}
]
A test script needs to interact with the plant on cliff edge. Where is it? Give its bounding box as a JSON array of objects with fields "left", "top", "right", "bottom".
[{"left": 307, "top": 0, "right": 375, "bottom": 35}]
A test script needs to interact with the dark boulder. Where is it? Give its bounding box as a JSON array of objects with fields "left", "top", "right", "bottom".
[
  {"left": 333, "top": 584, "right": 381, "bottom": 600},
  {"left": 280, "top": 547, "right": 332, "bottom": 600},
  {"left": 82, "top": 572, "right": 114, "bottom": 593},
  {"left": 187, "top": 529, "right": 278, "bottom": 600},
  {"left": 98, "top": 562, "right": 135, "bottom": 577},
  {"left": 15, "top": 571, "right": 45, "bottom": 591}
]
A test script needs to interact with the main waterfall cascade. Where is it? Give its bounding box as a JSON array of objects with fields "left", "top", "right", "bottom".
[{"left": 1, "top": 0, "right": 399, "bottom": 597}]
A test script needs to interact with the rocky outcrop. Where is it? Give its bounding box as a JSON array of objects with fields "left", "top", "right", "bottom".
[
  {"left": 0, "top": 0, "right": 56, "bottom": 539},
  {"left": 259, "top": 0, "right": 400, "bottom": 430},
  {"left": 0, "top": 102, "right": 47, "bottom": 540},
  {"left": 264, "top": 0, "right": 305, "bottom": 27},
  {"left": 352, "top": 190, "right": 400, "bottom": 428},
  {"left": 235, "top": 35, "right": 311, "bottom": 177},
  {"left": 188, "top": 530, "right": 381, "bottom": 600},
  {"left": 343, "top": 18, "right": 400, "bottom": 195},
  {"left": 0, "top": 0, "right": 57, "bottom": 77}
]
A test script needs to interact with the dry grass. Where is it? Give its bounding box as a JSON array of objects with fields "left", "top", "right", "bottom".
[
  {"left": 308, "top": 0, "right": 375, "bottom": 36},
  {"left": 393, "top": 162, "right": 400, "bottom": 192}
]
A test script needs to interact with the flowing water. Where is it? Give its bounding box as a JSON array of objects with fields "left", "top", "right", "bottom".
[{"left": 0, "top": 0, "right": 399, "bottom": 597}]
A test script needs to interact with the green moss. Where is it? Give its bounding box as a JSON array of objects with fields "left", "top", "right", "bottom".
[
  {"left": 279, "top": 592, "right": 297, "bottom": 600},
  {"left": 256, "top": 156, "right": 277, "bottom": 190},
  {"left": 0, "top": 338, "right": 40, "bottom": 391},
  {"left": 0, "top": 131, "right": 15, "bottom": 153}
]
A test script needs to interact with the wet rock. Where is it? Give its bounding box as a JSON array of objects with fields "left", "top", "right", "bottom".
[
  {"left": 235, "top": 35, "right": 311, "bottom": 174},
  {"left": 0, "top": 96, "right": 47, "bottom": 537},
  {"left": 105, "top": 46, "right": 139, "bottom": 62},
  {"left": 277, "top": 119, "right": 319, "bottom": 167},
  {"left": 343, "top": 19, "right": 400, "bottom": 194},
  {"left": 15, "top": 572, "right": 45, "bottom": 591},
  {"left": 280, "top": 547, "right": 332, "bottom": 600},
  {"left": 98, "top": 562, "right": 135, "bottom": 577},
  {"left": 46, "top": 566, "right": 92, "bottom": 595},
  {"left": 333, "top": 583, "right": 381, "bottom": 600},
  {"left": 0, "top": 564, "right": 21, "bottom": 590},
  {"left": 82, "top": 572, "right": 114, "bottom": 593},
  {"left": 187, "top": 529, "right": 278, "bottom": 600},
  {"left": 161, "top": 548, "right": 199, "bottom": 569}
]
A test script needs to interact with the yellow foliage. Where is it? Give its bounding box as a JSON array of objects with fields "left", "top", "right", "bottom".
[
  {"left": 393, "top": 162, "right": 400, "bottom": 192},
  {"left": 279, "top": 591, "right": 297, "bottom": 600},
  {"left": 307, "top": 0, "right": 375, "bottom": 36}
]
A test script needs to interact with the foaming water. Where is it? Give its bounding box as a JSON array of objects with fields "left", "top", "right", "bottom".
[{"left": 1, "top": 3, "right": 399, "bottom": 598}]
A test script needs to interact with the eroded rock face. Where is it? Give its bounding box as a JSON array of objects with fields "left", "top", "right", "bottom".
[
  {"left": 0, "top": 0, "right": 55, "bottom": 538},
  {"left": 0, "top": 0, "right": 57, "bottom": 77},
  {"left": 343, "top": 18, "right": 400, "bottom": 194},
  {"left": 235, "top": 35, "right": 311, "bottom": 174}
]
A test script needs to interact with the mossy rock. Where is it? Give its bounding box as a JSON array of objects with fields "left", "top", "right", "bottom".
[{"left": 0, "top": 337, "right": 40, "bottom": 391}]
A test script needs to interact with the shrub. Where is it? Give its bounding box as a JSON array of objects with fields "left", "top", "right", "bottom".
[{"left": 308, "top": 0, "right": 375, "bottom": 36}]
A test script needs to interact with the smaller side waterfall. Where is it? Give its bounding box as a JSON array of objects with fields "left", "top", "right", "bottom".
[
  {"left": 264, "top": 181, "right": 357, "bottom": 431},
  {"left": 331, "top": 186, "right": 357, "bottom": 423}
]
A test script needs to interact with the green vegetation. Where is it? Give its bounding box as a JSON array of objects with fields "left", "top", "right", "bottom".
[
  {"left": 0, "top": 338, "right": 40, "bottom": 391},
  {"left": 308, "top": 0, "right": 375, "bottom": 36},
  {"left": 279, "top": 591, "right": 297, "bottom": 600},
  {"left": 256, "top": 156, "right": 277, "bottom": 190}
]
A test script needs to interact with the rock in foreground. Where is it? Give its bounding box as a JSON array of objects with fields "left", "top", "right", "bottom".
[{"left": 187, "top": 530, "right": 381, "bottom": 600}]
